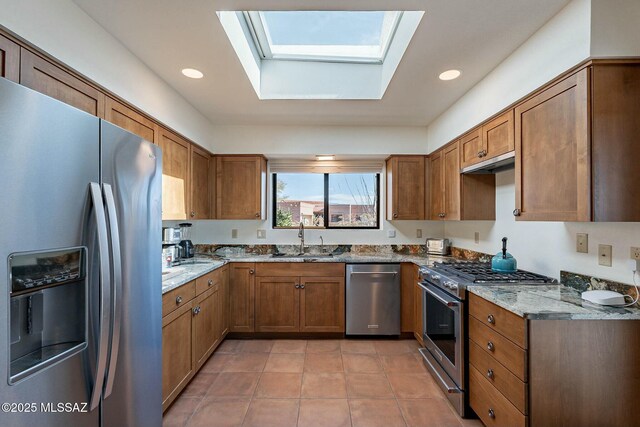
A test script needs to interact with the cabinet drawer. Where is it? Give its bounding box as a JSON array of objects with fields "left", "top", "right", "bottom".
[
  {"left": 196, "top": 268, "right": 222, "bottom": 295},
  {"left": 469, "top": 340, "right": 527, "bottom": 414},
  {"left": 469, "top": 293, "right": 526, "bottom": 348},
  {"left": 255, "top": 262, "right": 345, "bottom": 277},
  {"left": 469, "top": 316, "right": 527, "bottom": 381},
  {"left": 162, "top": 281, "right": 196, "bottom": 317},
  {"left": 470, "top": 365, "right": 526, "bottom": 427}
]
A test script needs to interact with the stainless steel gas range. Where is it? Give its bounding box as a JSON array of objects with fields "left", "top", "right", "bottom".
[{"left": 416, "top": 261, "right": 555, "bottom": 417}]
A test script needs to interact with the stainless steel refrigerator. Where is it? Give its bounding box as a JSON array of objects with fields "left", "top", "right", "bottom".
[{"left": 0, "top": 78, "right": 162, "bottom": 426}]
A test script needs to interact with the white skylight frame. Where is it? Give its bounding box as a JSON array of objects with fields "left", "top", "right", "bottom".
[{"left": 243, "top": 11, "right": 404, "bottom": 64}]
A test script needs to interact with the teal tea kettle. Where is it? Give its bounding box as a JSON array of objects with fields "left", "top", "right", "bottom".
[{"left": 491, "top": 237, "right": 517, "bottom": 273}]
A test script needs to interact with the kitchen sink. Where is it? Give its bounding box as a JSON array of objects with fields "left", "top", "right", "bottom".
[{"left": 271, "top": 253, "right": 334, "bottom": 258}]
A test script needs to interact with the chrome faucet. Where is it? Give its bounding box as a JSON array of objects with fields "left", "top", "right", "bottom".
[
  {"left": 298, "top": 222, "right": 305, "bottom": 254},
  {"left": 320, "top": 236, "right": 325, "bottom": 253}
]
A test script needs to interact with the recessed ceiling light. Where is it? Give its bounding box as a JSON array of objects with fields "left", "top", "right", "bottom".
[
  {"left": 316, "top": 155, "right": 335, "bottom": 161},
  {"left": 181, "top": 68, "right": 204, "bottom": 79},
  {"left": 439, "top": 69, "right": 461, "bottom": 81}
]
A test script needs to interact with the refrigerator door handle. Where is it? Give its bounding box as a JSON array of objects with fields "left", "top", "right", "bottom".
[
  {"left": 102, "top": 183, "right": 122, "bottom": 399},
  {"left": 89, "top": 182, "right": 112, "bottom": 411}
]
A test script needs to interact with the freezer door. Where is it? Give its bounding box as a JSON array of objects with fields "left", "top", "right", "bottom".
[
  {"left": 100, "top": 121, "right": 162, "bottom": 427},
  {"left": 0, "top": 79, "right": 100, "bottom": 426}
]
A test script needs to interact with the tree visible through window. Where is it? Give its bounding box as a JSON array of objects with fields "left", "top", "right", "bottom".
[{"left": 273, "top": 173, "right": 379, "bottom": 229}]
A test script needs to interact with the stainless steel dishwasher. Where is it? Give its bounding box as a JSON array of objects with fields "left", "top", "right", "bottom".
[{"left": 346, "top": 264, "right": 401, "bottom": 335}]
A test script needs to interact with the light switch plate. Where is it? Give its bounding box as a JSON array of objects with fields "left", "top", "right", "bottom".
[
  {"left": 387, "top": 230, "right": 396, "bottom": 238},
  {"left": 598, "top": 244, "right": 612, "bottom": 267},
  {"left": 416, "top": 229, "right": 422, "bottom": 238},
  {"left": 257, "top": 229, "right": 266, "bottom": 239},
  {"left": 474, "top": 232, "right": 480, "bottom": 244},
  {"left": 576, "top": 233, "right": 588, "bottom": 253},
  {"left": 231, "top": 229, "right": 238, "bottom": 239}
]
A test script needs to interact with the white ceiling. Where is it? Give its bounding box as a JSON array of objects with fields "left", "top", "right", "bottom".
[{"left": 72, "top": 0, "right": 571, "bottom": 126}]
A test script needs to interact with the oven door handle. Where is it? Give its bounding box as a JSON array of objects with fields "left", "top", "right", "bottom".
[{"left": 418, "top": 282, "right": 460, "bottom": 307}]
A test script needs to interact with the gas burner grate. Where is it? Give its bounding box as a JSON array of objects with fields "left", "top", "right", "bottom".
[{"left": 433, "top": 261, "right": 555, "bottom": 283}]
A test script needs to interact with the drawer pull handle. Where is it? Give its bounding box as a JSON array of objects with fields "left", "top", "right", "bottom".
[
  {"left": 488, "top": 409, "right": 495, "bottom": 419},
  {"left": 175, "top": 296, "right": 182, "bottom": 304},
  {"left": 208, "top": 279, "right": 213, "bottom": 286},
  {"left": 487, "top": 341, "right": 495, "bottom": 352},
  {"left": 487, "top": 314, "right": 495, "bottom": 324},
  {"left": 487, "top": 369, "right": 494, "bottom": 379}
]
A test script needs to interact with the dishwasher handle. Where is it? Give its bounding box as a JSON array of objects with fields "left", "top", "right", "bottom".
[{"left": 349, "top": 271, "right": 398, "bottom": 275}]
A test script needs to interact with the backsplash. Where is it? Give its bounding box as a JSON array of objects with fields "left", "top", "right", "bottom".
[
  {"left": 561, "top": 271, "right": 639, "bottom": 304},
  {"left": 195, "top": 244, "right": 429, "bottom": 257}
]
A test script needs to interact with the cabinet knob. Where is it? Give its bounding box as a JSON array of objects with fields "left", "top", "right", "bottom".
[
  {"left": 193, "top": 306, "right": 200, "bottom": 315},
  {"left": 295, "top": 284, "right": 300, "bottom": 289},
  {"left": 487, "top": 368, "right": 494, "bottom": 379},
  {"left": 477, "top": 151, "right": 483, "bottom": 158},
  {"left": 208, "top": 279, "right": 213, "bottom": 286},
  {"left": 176, "top": 296, "right": 182, "bottom": 304},
  {"left": 255, "top": 213, "right": 260, "bottom": 218},
  {"left": 487, "top": 341, "right": 495, "bottom": 352},
  {"left": 393, "top": 213, "right": 398, "bottom": 218},
  {"left": 488, "top": 409, "right": 495, "bottom": 419},
  {"left": 300, "top": 284, "right": 305, "bottom": 289},
  {"left": 439, "top": 213, "right": 446, "bottom": 218},
  {"left": 190, "top": 211, "right": 195, "bottom": 217},
  {"left": 487, "top": 314, "right": 495, "bottom": 324},
  {"left": 249, "top": 269, "right": 255, "bottom": 275},
  {"left": 513, "top": 208, "right": 521, "bottom": 217}
]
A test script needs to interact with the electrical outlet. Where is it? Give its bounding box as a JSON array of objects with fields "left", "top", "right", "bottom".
[
  {"left": 474, "top": 232, "right": 480, "bottom": 244},
  {"left": 416, "top": 229, "right": 422, "bottom": 238},
  {"left": 631, "top": 247, "right": 640, "bottom": 261},
  {"left": 576, "top": 233, "right": 588, "bottom": 253},
  {"left": 387, "top": 230, "right": 396, "bottom": 238},
  {"left": 257, "top": 229, "right": 266, "bottom": 239},
  {"left": 231, "top": 229, "right": 238, "bottom": 239},
  {"left": 598, "top": 244, "right": 612, "bottom": 267}
]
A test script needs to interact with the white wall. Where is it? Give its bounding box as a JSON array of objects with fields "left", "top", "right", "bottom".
[
  {"left": 212, "top": 125, "right": 428, "bottom": 155},
  {"left": 445, "top": 170, "right": 640, "bottom": 284},
  {"left": 426, "top": 0, "right": 591, "bottom": 151},
  {"left": 0, "top": 0, "right": 216, "bottom": 147},
  {"left": 590, "top": 0, "right": 640, "bottom": 57}
]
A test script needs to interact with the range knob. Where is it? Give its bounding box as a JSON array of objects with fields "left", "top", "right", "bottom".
[
  {"left": 430, "top": 274, "right": 441, "bottom": 281},
  {"left": 449, "top": 282, "right": 459, "bottom": 290}
]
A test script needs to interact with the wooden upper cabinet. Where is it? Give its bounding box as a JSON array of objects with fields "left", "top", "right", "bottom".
[
  {"left": 105, "top": 97, "right": 158, "bottom": 143},
  {"left": 443, "top": 143, "right": 461, "bottom": 221},
  {"left": 591, "top": 64, "right": 640, "bottom": 222},
  {"left": 429, "top": 151, "right": 444, "bottom": 220},
  {"left": 20, "top": 49, "right": 104, "bottom": 117},
  {"left": 229, "top": 263, "right": 255, "bottom": 333},
  {"left": 215, "top": 155, "right": 267, "bottom": 220},
  {"left": 482, "top": 110, "right": 514, "bottom": 160},
  {"left": 190, "top": 144, "right": 211, "bottom": 219},
  {"left": 460, "top": 128, "right": 483, "bottom": 169},
  {"left": 514, "top": 68, "right": 590, "bottom": 222},
  {"left": 0, "top": 35, "right": 19, "bottom": 82},
  {"left": 159, "top": 128, "right": 190, "bottom": 220},
  {"left": 255, "top": 277, "right": 300, "bottom": 332},
  {"left": 299, "top": 276, "right": 345, "bottom": 333},
  {"left": 386, "top": 155, "right": 426, "bottom": 220}
]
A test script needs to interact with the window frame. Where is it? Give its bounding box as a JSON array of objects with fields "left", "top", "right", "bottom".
[
  {"left": 243, "top": 11, "right": 403, "bottom": 64},
  {"left": 272, "top": 173, "right": 380, "bottom": 230}
]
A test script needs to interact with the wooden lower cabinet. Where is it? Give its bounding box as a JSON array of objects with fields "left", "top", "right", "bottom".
[
  {"left": 162, "top": 265, "right": 229, "bottom": 411},
  {"left": 255, "top": 276, "right": 300, "bottom": 332},
  {"left": 400, "top": 263, "right": 415, "bottom": 333},
  {"left": 229, "top": 263, "right": 255, "bottom": 332},
  {"left": 162, "top": 300, "right": 194, "bottom": 411},
  {"left": 300, "top": 276, "right": 345, "bottom": 333}
]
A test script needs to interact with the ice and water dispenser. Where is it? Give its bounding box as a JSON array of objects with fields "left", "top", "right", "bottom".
[{"left": 8, "top": 247, "right": 87, "bottom": 383}]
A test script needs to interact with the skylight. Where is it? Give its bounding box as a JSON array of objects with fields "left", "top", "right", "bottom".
[{"left": 244, "top": 11, "right": 403, "bottom": 63}]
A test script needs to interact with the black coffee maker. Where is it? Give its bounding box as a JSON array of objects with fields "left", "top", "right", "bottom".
[{"left": 178, "top": 223, "right": 194, "bottom": 258}]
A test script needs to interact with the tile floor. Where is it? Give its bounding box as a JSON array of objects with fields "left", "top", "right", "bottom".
[{"left": 163, "top": 339, "right": 483, "bottom": 427}]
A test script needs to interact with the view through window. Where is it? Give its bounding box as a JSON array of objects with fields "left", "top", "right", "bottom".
[{"left": 274, "top": 173, "right": 379, "bottom": 228}]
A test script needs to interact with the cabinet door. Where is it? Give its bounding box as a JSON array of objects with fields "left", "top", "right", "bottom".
[
  {"left": 255, "top": 276, "right": 300, "bottom": 332},
  {"left": 300, "top": 276, "right": 345, "bottom": 333},
  {"left": 386, "top": 156, "right": 425, "bottom": 220},
  {"left": 216, "top": 156, "right": 267, "bottom": 219},
  {"left": 162, "top": 301, "right": 194, "bottom": 411},
  {"left": 190, "top": 144, "right": 211, "bottom": 219},
  {"left": 460, "top": 128, "right": 483, "bottom": 169},
  {"left": 229, "top": 263, "right": 255, "bottom": 333},
  {"left": 221, "top": 266, "right": 230, "bottom": 337},
  {"left": 414, "top": 279, "right": 424, "bottom": 345},
  {"left": 193, "top": 286, "right": 220, "bottom": 369},
  {"left": 400, "top": 263, "right": 415, "bottom": 333},
  {"left": 482, "top": 110, "right": 514, "bottom": 159},
  {"left": 105, "top": 97, "right": 158, "bottom": 143},
  {"left": 0, "top": 34, "right": 19, "bottom": 82},
  {"left": 159, "top": 127, "right": 190, "bottom": 220},
  {"left": 429, "top": 151, "right": 444, "bottom": 220},
  {"left": 514, "top": 69, "right": 590, "bottom": 221},
  {"left": 443, "top": 143, "right": 461, "bottom": 220},
  {"left": 20, "top": 49, "right": 104, "bottom": 117}
]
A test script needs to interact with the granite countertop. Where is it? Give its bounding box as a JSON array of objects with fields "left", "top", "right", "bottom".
[
  {"left": 162, "top": 253, "right": 452, "bottom": 294},
  {"left": 468, "top": 284, "right": 640, "bottom": 320}
]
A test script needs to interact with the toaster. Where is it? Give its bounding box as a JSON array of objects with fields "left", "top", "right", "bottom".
[{"left": 426, "top": 238, "right": 451, "bottom": 255}]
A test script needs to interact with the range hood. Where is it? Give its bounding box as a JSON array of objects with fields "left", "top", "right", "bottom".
[{"left": 461, "top": 151, "right": 515, "bottom": 174}]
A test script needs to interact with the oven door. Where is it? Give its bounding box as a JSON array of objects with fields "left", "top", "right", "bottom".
[{"left": 419, "top": 281, "right": 463, "bottom": 387}]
